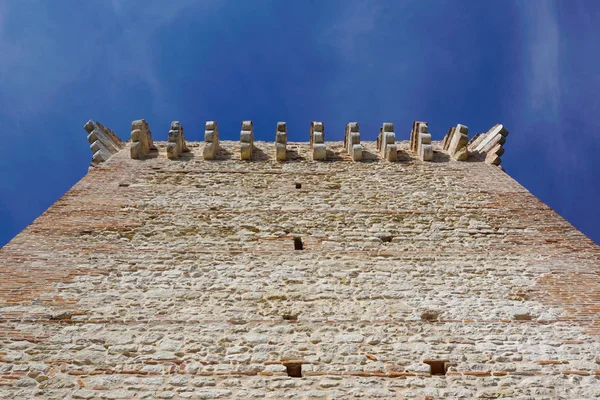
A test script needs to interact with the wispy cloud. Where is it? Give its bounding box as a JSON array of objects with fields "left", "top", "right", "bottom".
[
  {"left": 109, "top": 0, "right": 218, "bottom": 114},
  {"left": 516, "top": 0, "right": 561, "bottom": 117},
  {"left": 321, "top": 0, "right": 382, "bottom": 64},
  {"left": 0, "top": 1, "right": 222, "bottom": 122}
]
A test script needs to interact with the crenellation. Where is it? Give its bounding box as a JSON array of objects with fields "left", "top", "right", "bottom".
[
  {"left": 130, "top": 119, "right": 157, "bottom": 159},
  {"left": 468, "top": 124, "right": 509, "bottom": 166},
  {"left": 166, "top": 121, "right": 190, "bottom": 160},
  {"left": 377, "top": 122, "right": 397, "bottom": 161},
  {"left": 442, "top": 124, "right": 469, "bottom": 161},
  {"left": 115, "top": 119, "right": 509, "bottom": 165},
  {"left": 83, "top": 120, "right": 124, "bottom": 168},
  {"left": 310, "top": 121, "right": 326, "bottom": 161},
  {"left": 275, "top": 122, "right": 287, "bottom": 161},
  {"left": 410, "top": 121, "right": 432, "bottom": 161},
  {"left": 344, "top": 122, "right": 362, "bottom": 161},
  {"left": 240, "top": 120, "right": 254, "bottom": 160},
  {"left": 203, "top": 121, "right": 220, "bottom": 160}
]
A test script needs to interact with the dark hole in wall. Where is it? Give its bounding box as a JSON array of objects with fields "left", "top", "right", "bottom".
[
  {"left": 286, "top": 363, "right": 302, "bottom": 378},
  {"left": 294, "top": 237, "right": 303, "bottom": 250},
  {"left": 424, "top": 360, "right": 446, "bottom": 375},
  {"left": 295, "top": 183, "right": 302, "bottom": 189}
]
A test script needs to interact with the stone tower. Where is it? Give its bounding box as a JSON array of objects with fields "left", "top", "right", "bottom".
[{"left": 1, "top": 119, "right": 599, "bottom": 399}]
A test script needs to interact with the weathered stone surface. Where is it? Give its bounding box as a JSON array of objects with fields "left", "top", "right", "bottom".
[
  {"left": 344, "top": 122, "right": 362, "bottom": 161},
  {"left": 83, "top": 120, "right": 124, "bottom": 169},
  {"left": 240, "top": 120, "right": 254, "bottom": 160},
  {"left": 377, "top": 122, "right": 397, "bottom": 161},
  {"left": 468, "top": 124, "right": 509, "bottom": 167},
  {"left": 1, "top": 136, "right": 600, "bottom": 398},
  {"left": 310, "top": 122, "right": 326, "bottom": 161},
  {"left": 130, "top": 119, "right": 156, "bottom": 159},
  {"left": 410, "top": 121, "right": 432, "bottom": 161},
  {"left": 166, "top": 121, "right": 190, "bottom": 160},
  {"left": 203, "top": 121, "right": 220, "bottom": 160},
  {"left": 442, "top": 124, "right": 469, "bottom": 161},
  {"left": 275, "top": 122, "right": 287, "bottom": 162}
]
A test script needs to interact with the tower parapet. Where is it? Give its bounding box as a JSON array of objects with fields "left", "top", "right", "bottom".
[
  {"left": 468, "top": 124, "right": 509, "bottom": 166},
  {"left": 83, "top": 120, "right": 124, "bottom": 168},
  {"left": 310, "top": 121, "right": 326, "bottom": 161},
  {"left": 344, "top": 122, "right": 362, "bottom": 161},
  {"left": 275, "top": 122, "right": 287, "bottom": 161},
  {"left": 240, "top": 120, "right": 254, "bottom": 160},
  {"left": 203, "top": 121, "right": 220, "bottom": 160},
  {"left": 377, "top": 122, "right": 397, "bottom": 161},
  {"left": 410, "top": 121, "right": 432, "bottom": 161},
  {"left": 442, "top": 124, "right": 469, "bottom": 161},
  {"left": 166, "top": 121, "right": 190, "bottom": 159},
  {"left": 83, "top": 119, "right": 509, "bottom": 169},
  {"left": 130, "top": 119, "right": 157, "bottom": 159}
]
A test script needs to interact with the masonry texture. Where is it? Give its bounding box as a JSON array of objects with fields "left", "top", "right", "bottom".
[{"left": 1, "top": 137, "right": 600, "bottom": 399}]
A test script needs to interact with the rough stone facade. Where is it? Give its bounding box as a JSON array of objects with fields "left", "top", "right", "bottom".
[{"left": 1, "top": 131, "right": 600, "bottom": 399}]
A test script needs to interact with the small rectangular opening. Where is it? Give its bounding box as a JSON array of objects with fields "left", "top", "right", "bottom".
[
  {"left": 294, "top": 237, "right": 303, "bottom": 250},
  {"left": 295, "top": 183, "right": 302, "bottom": 189},
  {"left": 424, "top": 360, "right": 447, "bottom": 375},
  {"left": 285, "top": 363, "right": 302, "bottom": 378}
]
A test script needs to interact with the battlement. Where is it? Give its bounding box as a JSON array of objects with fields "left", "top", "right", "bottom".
[{"left": 84, "top": 119, "right": 510, "bottom": 168}]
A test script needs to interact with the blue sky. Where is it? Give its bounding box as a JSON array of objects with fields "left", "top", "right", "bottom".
[{"left": 0, "top": 0, "right": 599, "bottom": 246}]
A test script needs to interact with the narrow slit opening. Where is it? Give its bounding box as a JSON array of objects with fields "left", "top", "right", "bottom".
[
  {"left": 294, "top": 237, "right": 303, "bottom": 250},
  {"left": 285, "top": 363, "right": 302, "bottom": 378}
]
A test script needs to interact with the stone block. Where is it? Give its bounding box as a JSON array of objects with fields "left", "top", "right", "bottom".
[
  {"left": 241, "top": 142, "right": 252, "bottom": 161},
  {"left": 205, "top": 130, "right": 217, "bottom": 143},
  {"left": 468, "top": 124, "right": 509, "bottom": 166},
  {"left": 351, "top": 144, "right": 362, "bottom": 161},
  {"left": 130, "top": 119, "right": 156, "bottom": 160},
  {"left": 240, "top": 120, "right": 254, "bottom": 161},
  {"left": 203, "top": 121, "right": 219, "bottom": 160},
  {"left": 203, "top": 142, "right": 217, "bottom": 160},
  {"left": 310, "top": 121, "right": 326, "bottom": 161},
  {"left": 276, "top": 143, "right": 286, "bottom": 162},
  {"left": 344, "top": 122, "right": 361, "bottom": 160},
  {"left": 312, "top": 144, "right": 326, "bottom": 161},
  {"left": 410, "top": 121, "right": 432, "bottom": 161},
  {"left": 275, "top": 122, "right": 287, "bottom": 161},
  {"left": 166, "top": 121, "right": 189, "bottom": 160},
  {"left": 83, "top": 120, "right": 124, "bottom": 168},
  {"left": 385, "top": 144, "right": 397, "bottom": 162},
  {"left": 313, "top": 131, "right": 324, "bottom": 144},
  {"left": 442, "top": 124, "right": 469, "bottom": 161},
  {"left": 377, "top": 123, "right": 397, "bottom": 161},
  {"left": 240, "top": 131, "right": 253, "bottom": 143}
]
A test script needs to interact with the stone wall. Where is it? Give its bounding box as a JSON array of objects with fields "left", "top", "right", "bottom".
[{"left": 0, "top": 140, "right": 599, "bottom": 399}]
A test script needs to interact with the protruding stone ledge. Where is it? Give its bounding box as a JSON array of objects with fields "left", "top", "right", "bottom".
[
  {"left": 83, "top": 120, "right": 124, "bottom": 168},
  {"left": 275, "top": 122, "right": 287, "bottom": 162},
  {"left": 468, "top": 124, "right": 509, "bottom": 166},
  {"left": 203, "top": 121, "right": 219, "bottom": 160},
  {"left": 377, "top": 123, "right": 397, "bottom": 162},
  {"left": 240, "top": 120, "right": 254, "bottom": 160},
  {"left": 410, "top": 121, "right": 432, "bottom": 161},
  {"left": 442, "top": 124, "right": 469, "bottom": 161},
  {"left": 310, "top": 122, "right": 326, "bottom": 161},
  {"left": 130, "top": 119, "right": 156, "bottom": 159},
  {"left": 166, "top": 121, "right": 190, "bottom": 160},
  {"left": 344, "top": 122, "right": 362, "bottom": 161}
]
